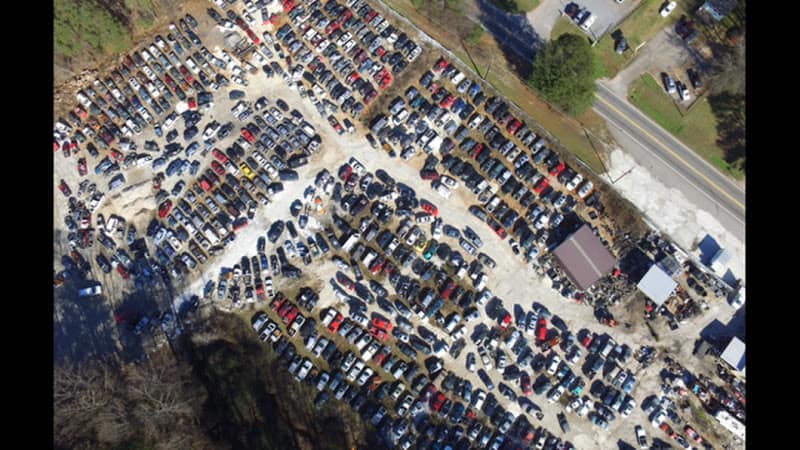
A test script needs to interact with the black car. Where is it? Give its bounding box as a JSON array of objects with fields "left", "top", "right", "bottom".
[
  {"left": 95, "top": 254, "right": 112, "bottom": 273},
  {"left": 477, "top": 369, "right": 494, "bottom": 390},
  {"left": 687, "top": 68, "right": 702, "bottom": 90},
  {"left": 267, "top": 220, "right": 285, "bottom": 242},
  {"left": 557, "top": 412, "right": 570, "bottom": 433},
  {"left": 229, "top": 89, "right": 246, "bottom": 100}
]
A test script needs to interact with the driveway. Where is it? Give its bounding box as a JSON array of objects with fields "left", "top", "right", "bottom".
[
  {"left": 602, "top": 27, "right": 700, "bottom": 98},
  {"left": 527, "top": 0, "right": 641, "bottom": 41}
]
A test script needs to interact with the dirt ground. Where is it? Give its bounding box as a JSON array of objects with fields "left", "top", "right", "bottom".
[{"left": 53, "top": 2, "right": 741, "bottom": 447}]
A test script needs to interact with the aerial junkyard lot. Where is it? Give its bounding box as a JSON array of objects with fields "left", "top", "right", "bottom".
[{"left": 53, "top": 0, "right": 743, "bottom": 449}]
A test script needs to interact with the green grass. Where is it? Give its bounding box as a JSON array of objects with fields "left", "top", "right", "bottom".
[
  {"left": 550, "top": 16, "right": 582, "bottom": 40},
  {"left": 54, "top": 0, "right": 132, "bottom": 57},
  {"left": 594, "top": 0, "right": 690, "bottom": 77},
  {"left": 125, "top": 0, "right": 157, "bottom": 31},
  {"left": 515, "top": 0, "right": 540, "bottom": 12},
  {"left": 466, "top": 24, "right": 485, "bottom": 46},
  {"left": 628, "top": 74, "right": 743, "bottom": 180}
]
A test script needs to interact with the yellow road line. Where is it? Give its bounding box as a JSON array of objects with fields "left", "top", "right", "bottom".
[{"left": 595, "top": 94, "right": 745, "bottom": 210}]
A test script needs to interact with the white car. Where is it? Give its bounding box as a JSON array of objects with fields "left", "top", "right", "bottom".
[
  {"left": 577, "top": 180, "right": 594, "bottom": 199},
  {"left": 660, "top": 1, "right": 677, "bottom": 17},
  {"left": 471, "top": 389, "right": 486, "bottom": 410},
  {"left": 434, "top": 182, "right": 452, "bottom": 199},
  {"left": 441, "top": 175, "right": 459, "bottom": 189},
  {"left": 566, "top": 396, "right": 583, "bottom": 413},
  {"left": 295, "top": 359, "right": 313, "bottom": 381},
  {"left": 416, "top": 213, "right": 434, "bottom": 224},
  {"left": 546, "top": 354, "right": 561, "bottom": 375},
  {"left": 566, "top": 173, "right": 584, "bottom": 191},
  {"left": 576, "top": 398, "right": 592, "bottom": 417}
]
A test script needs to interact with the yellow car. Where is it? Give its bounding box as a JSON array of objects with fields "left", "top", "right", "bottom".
[
  {"left": 414, "top": 236, "right": 428, "bottom": 254},
  {"left": 239, "top": 163, "right": 256, "bottom": 180}
]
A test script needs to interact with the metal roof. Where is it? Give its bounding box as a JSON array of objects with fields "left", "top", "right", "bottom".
[
  {"left": 721, "top": 336, "right": 746, "bottom": 374},
  {"left": 552, "top": 225, "right": 617, "bottom": 291},
  {"left": 636, "top": 265, "right": 678, "bottom": 306}
]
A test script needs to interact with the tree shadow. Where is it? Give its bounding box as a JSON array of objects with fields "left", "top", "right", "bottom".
[
  {"left": 53, "top": 278, "right": 120, "bottom": 365},
  {"left": 708, "top": 91, "right": 745, "bottom": 168},
  {"left": 475, "top": 0, "right": 543, "bottom": 80}
]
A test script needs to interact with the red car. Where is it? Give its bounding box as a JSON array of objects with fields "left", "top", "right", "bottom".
[
  {"left": 684, "top": 425, "right": 703, "bottom": 443},
  {"left": 420, "top": 200, "right": 439, "bottom": 216},
  {"left": 283, "top": 306, "right": 299, "bottom": 325},
  {"left": 158, "top": 200, "right": 173, "bottom": 218},
  {"left": 77, "top": 158, "right": 87, "bottom": 176},
  {"left": 246, "top": 28, "right": 261, "bottom": 45},
  {"left": 347, "top": 71, "right": 361, "bottom": 84},
  {"left": 440, "top": 280, "right": 456, "bottom": 300},
  {"left": 54, "top": 140, "right": 60, "bottom": 152},
  {"left": 506, "top": 119, "right": 522, "bottom": 135},
  {"left": 117, "top": 265, "right": 131, "bottom": 279},
  {"left": 549, "top": 161, "right": 566, "bottom": 177},
  {"left": 338, "top": 9, "right": 353, "bottom": 24},
  {"left": 472, "top": 143, "right": 485, "bottom": 159},
  {"left": 212, "top": 148, "right": 229, "bottom": 163},
  {"left": 241, "top": 128, "right": 256, "bottom": 143},
  {"left": 199, "top": 177, "right": 213, "bottom": 192},
  {"left": 270, "top": 294, "right": 286, "bottom": 311},
  {"left": 369, "top": 326, "right": 390, "bottom": 341},
  {"left": 533, "top": 178, "right": 550, "bottom": 194},
  {"left": 211, "top": 160, "right": 226, "bottom": 176},
  {"left": 660, "top": 422, "right": 675, "bottom": 438},
  {"left": 282, "top": 0, "right": 297, "bottom": 13},
  {"left": 499, "top": 313, "right": 512, "bottom": 330},
  {"left": 328, "top": 313, "right": 345, "bottom": 333},
  {"left": 324, "top": 21, "right": 340, "bottom": 34},
  {"left": 110, "top": 149, "right": 124, "bottom": 161},
  {"left": 581, "top": 332, "right": 595, "bottom": 348},
  {"left": 338, "top": 164, "right": 353, "bottom": 182},
  {"left": 431, "top": 392, "right": 446, "bottom": 411},
  {"left": 368, "top": 257, "right": 385, "bottom": 274},
  {"left": 536, "top": 318, "right": 547, "bottom": 341},
  {"left": 440, "top": 94, "right": 455, "bottom": 109},
  {"left": 371, "top": 316, "right": 393, "bottom": 331},
  {"left": 378, "top": 75, "right": 392, "bottom": 90},
  {"left": 277, "top": 302, "right": 293, "bottom": 320},
  {"left": 433, "top": 57, "right": 449, "bottom": 73}
]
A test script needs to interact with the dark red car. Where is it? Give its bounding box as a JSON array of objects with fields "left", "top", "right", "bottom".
[{"left": 158, "top": 199, "right": 173, "bottom": 218}]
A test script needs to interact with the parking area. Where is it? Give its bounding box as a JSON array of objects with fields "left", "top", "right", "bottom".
[
  {"left": 528, "top": 0, "right": 641, "bottom": 41},
  {"left": 53, "top": 0, "right": 742, "bottom": 449}
]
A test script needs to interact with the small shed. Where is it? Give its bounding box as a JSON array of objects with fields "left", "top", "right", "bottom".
[
  {"left": 720, "top": 336, "right": 746, "bottom": 375},
  {"left": 636, "top": 265, "right": 678, "bottom": 306}
]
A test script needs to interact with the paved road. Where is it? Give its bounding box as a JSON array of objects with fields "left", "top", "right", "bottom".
[{"left": 593, "top": 81, "right": 746, "bottom": 241}]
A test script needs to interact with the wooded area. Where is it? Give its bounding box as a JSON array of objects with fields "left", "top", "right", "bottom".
[{"left": 54, "top": 312, "right": 383, "bottom": 450}]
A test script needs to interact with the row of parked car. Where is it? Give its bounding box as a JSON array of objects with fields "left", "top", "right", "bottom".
[
  {"left": 301, "top": 153, "right": 589, "bottom": 449},
  {"left": 367, "top": 55, "right": 598, "bottom": 279}
]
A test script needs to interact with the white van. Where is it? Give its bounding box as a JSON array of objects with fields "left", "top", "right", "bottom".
[{"left": 580, "top": 13, "right": 596, "bottom": 31}]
